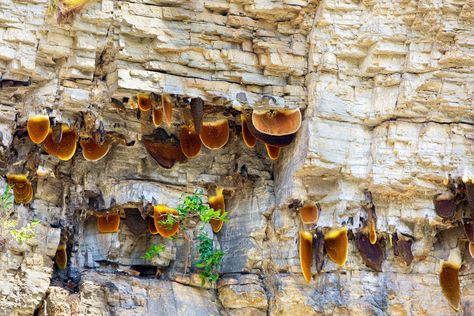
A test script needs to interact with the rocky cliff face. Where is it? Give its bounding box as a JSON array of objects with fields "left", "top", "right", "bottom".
[{"left": 0, "top": 0, "right": 473, "bottom": 315}]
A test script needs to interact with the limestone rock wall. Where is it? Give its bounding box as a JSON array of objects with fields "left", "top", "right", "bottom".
[
  {"left": 273, "top": 0, "right": 474, "bottom": 314},
  {"left": 0, "top": 0, "right": 473, "bottom": 315}
]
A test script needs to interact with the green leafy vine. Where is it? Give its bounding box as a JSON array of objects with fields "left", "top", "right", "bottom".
[
  {"left": 142, "top": 243, "right": 166, "bottom": 261},
  {"left": 144, "top": 189, "right": 228, "bottom": 285},
  {"left": 195, "top": 230, "right": 224, "bottom": 285}
]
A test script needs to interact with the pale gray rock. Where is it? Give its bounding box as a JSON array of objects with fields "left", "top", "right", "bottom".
[{"left": 0, "top": 0, "right": 473, "bottom": 314}]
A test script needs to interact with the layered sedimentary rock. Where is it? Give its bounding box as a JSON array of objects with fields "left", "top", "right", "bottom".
[{"left": 0, "top": 0, "right": 473, "bottom": 315}]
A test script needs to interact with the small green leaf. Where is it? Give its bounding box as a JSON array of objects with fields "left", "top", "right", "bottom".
[{"left": 142, "top": 243, "right": 166, "bottom": 261}]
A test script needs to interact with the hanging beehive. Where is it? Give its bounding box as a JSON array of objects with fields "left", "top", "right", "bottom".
[
  {"left": 153, "top": 205, "right": 180, "bottom": 238},
  {"left": 397, "top": 239, "right": 414, "bottom": 266},
  {"left": 324, "top": 228, "right": 348, "bottom": 267},
  {"left": 179, "top": 124, "right": 202, "bottom": 158},
  {"left": 465, "top": 180, "right": 474, "bottom": 219},
  {"left": 199, "top": 119, "right": 229, "bottom": 150},
  {"left": 137, "top": 93, "right": 152, "bottom": 112},
  {"left": 144, "top": 139, "right": 186, "bottom": 168},
  {"left": 27, "top": 115, "right": 50, "bottom": 144},
  {"left": 54, "top": 0, "right": 93, "bottom": 23},
  {"left": 96, "top": 212, "right": 121, "bottom": 233},
  {"left": 6, "top": 174, "right": 33, "bottom": 204},
  {"left": 252, "top": 109, "right": 302, "bottom": 136},
  {"left": 79, "top": 137, "right": 112, "bottom": 161},
  {"left": 147, "top": 216, "right": 159, "bottom": 235},
  {"left": 60, "top": 0, "right": 91, "bottom": 11},
  {"left": 392, "top": 232, "right": 414, "bottom": 266},
  {"left": 368, "top": 219, "right": 377, "bottom": 245},
  {"left": 190, "top": 98, "right": 204, "bottom": 134},
  {"left": 299, "top": 202, "right": 319, "bottom": 225},
  {"left": 43, "top": 126, "right": 78, "bottom": 161},
  {"left": 243, "top": 112, "right": 296, "bottom": 147},
  {"left": 439, "top": 248, "right": 462, "bottom": 311},
  {"left": 264, "top": 143, "right": 281, "bottom": 160},
  {"left": 313, "top": 229, "right": 325, "bottom": 274},
  {"left": 51, "top": 123, "right": 63, "bottom": 145},
  {"left": 299, "top": 231, "right": 313, "bottom": 283},
  {"left": 355, "top": 233, "right": 383, "bottom": 272},
  {"left": 208, "top": 187, "right": 225, "bottom": 233},
  {"left": 143, "top": 129, "right": 186, "bottom": 169},
  {"left": 433, "top": 193, "right": 456, "bottom": 219},
  {"left": 55, "top": 244, "right": 67, "bottom": 270},
  {"left": 153, "top": 108, "right": 163, "bottom": 127},
  {"left": 363, "top": 191, "right": 378, "bottom": 245},
  {"left": 162, "top": 94, "right": 173, "bottom": 126},
  {"left": 463, "top": 219, "right": 474, "bottom": 242},
  {"left": 240, "top": 114, "right": 256, "bottom": 148}
]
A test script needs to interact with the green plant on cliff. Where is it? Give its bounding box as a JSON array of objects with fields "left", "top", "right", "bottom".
[
  {"left": 156, "top": 189, "right": 228, "bottom": 231},
  {"left": 142, "top": 243, "right": 166, "bottom": 261},
  {"left": 0, "top": 184, "right": 14, "bottom": 212},
  {"left": 158, "top": 212, "right": 178, "bottom": 231},
  {"left": 177, "top": 189, "right": 228, "bottom": 223},
  {"left": 195, "top": 231, "right": 224, "bottom": 285},
  {"left": 185, "top": 190, "right": 227, "bottom": 285},
  {"left": 146, "top": 189, "right": 228, "bottom": 285},
  {"left": 4, "top": 219, "right": 40, "bottom": 245},
  {"left": 0, "top": 185, "right": 40, "bottom": 247}
]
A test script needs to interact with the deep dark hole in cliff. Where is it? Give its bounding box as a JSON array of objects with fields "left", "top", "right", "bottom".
[{"left": 130, "top": 265, "right": 158, "bottom": 276}]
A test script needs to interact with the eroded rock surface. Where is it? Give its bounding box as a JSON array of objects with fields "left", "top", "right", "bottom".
[{"left": 0, "top": 0, "right": 473, "bottom": 315}]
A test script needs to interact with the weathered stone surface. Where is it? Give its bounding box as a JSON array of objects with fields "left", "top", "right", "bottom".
[
  {"left": 0, "top": 214, "right": 61, "bottom": 316},
  {"left": 37, "top": 286, "right": 77, "bottom": 316},
  {"left": 218, "top": 274, "right": 268, "bottom": 310},
  {"left": 75, "top": 271, "right": 220, "bottom": 315},
  {"left": 269, "top": 271, "right": 474, "bottom": 316},
  {"left": 0, "top": 0, "right": 473, "bottom": 315}
]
